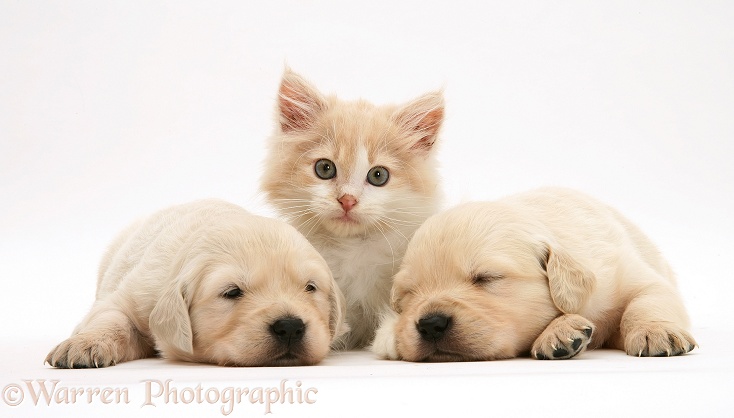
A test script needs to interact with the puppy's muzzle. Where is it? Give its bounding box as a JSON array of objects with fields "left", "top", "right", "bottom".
[
  {"left": 417, "top": 314, "right": 452, "bottom": 341},
  {"left": 270, "top": 317, "right": 305, "bottom": 347}
]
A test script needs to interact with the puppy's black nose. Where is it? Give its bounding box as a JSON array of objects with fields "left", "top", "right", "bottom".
[
  {"left": 270, "top": 318, "right": 305, "bottom": 345},
  {"left": 417, "top": 314, "right": 451, "bottom": 341}
]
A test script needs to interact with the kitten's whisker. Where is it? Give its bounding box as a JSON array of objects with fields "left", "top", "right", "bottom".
[
  {"left": 380, "top": 214, "right": 423, "bottom": 225},
  {"left": 372, "top": 221, "right": 398, "bottom": 269},
  {"left": 296, "top": 219, "right": 319, "bottom": 236},
  {"left": 272, "top": 201, "right": 312, "bottom": 206},
  {"left": 381, "top": 221, "right": 420, "bottom": 229},
  {"left": 284, "top": 208, "right": 314, "bottom": 215},
  {"left": 378, "top": 218, "right": 419, "bottom": 227},
  {"left": 283, "top": 211, "right": 315, "bottom": 221},
  {"left": 277, "top": 204, "right": 314, "bottom": 212},
  {"left": 291, "top": 149, "right": 316, "bottom": 172},
  {"left": 378, "top": 220, "right": 411, "bottom": 244},
  {"left": 271, "top": 198, "right": 313, "bottom": 202},
  {"left": 387, "top": 209, "right": 432, "bottom": 217},
  {"left": 302, "top": 213, "right": 325, "bottom": 238}
]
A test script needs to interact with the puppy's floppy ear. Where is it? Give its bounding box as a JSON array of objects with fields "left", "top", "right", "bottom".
[
  {"left": 542, "top": 242, "right": 596, "bottom": 314},
  {"left": 390, "top": 275, "right": 409, "bottom": 314},
  {"left": 277, "top": 68, "right": 328, "bottom": 133},
  {"left": 328, "top": 281, "right": 349, "bottom": 340},
  {"left": 149, "top": 265, "right": 196, "bottom": 356},
  {"left": 390, "top": 286, "right": 402, "bottom": 313},
  {"left": 392, "top": 90, "right": 444, "bottom": 155}
]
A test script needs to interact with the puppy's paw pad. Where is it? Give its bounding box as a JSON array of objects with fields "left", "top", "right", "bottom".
[
  {"left": 624, "top": 324, "right": 696, "bottom": 357},
  {"left": 45, "top": 335, "right": 120, "bottom": 368},
  {"left": 532, "top": 314, "right": 595, "bottom": 360},
  {"left": 552, "top": 346, "right": 570, "bottom": 358}
]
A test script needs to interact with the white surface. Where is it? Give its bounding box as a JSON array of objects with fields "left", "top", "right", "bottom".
[
  {"left": 1, "top": 1, "right": 733, "bottom": 417},
  {"left": 0, "top": 328, "right": 731, "bottom": 417}
]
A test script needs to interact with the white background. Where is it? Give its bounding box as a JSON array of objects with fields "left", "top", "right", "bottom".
[{"left": 1, "top": 1, "right": 733, "bottom": 415}]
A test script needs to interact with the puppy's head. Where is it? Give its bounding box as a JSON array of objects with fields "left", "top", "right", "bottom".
[
  {"left": 390, "top": 202, "right": 594, "bottom": 362},
  {"left": 149, "top": 214, "right": 347, "bottom": 366}
]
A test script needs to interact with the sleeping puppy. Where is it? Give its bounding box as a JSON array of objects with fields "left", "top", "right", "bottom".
[
  {"left": 46, "top": 199, "right": 347, "bottom": 368},
  {"left": 372, "top": 188, "right": 696, "bottom": 361}
]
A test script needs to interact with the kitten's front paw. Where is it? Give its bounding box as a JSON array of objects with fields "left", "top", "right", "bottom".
[
  {"left": 45, "top": 333, "right": 123, "bottom": 368},
  {"left": 624, "top": 323, "right": 696, "bottom": 357},
  {"left": 371, "top": 311, "right": 400, "bottom": 360},
  {"left": 532, "top": 314, "right": 594, "bottom": 360}
]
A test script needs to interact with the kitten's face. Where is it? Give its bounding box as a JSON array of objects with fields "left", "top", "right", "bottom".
[{"left": 262, "top": 70, "right": 444, "bottom": 238}]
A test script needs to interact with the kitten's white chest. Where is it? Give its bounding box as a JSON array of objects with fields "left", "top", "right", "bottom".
[
  {"left": 311, "top": 230, "right": 407, "bottom": 347},
  {"left": 317, "top": 234, "right": 403, "bottom": 304}
]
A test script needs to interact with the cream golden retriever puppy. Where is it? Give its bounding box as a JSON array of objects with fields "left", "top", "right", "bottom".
[
  {"left": 46, "top": 200, "right": 347, "bottom": 368},
  {"left": 372, "top": 188, "right": 696, "bottom": 361}
]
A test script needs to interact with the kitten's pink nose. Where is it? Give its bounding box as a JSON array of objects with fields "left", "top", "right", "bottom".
[{"left": 338, "top": 194, "right": 358, "bottom": 213}]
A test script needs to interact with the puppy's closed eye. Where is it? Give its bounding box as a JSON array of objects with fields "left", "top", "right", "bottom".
[{"left": 471, "top": 273, "right": 504, "bottom": 286}]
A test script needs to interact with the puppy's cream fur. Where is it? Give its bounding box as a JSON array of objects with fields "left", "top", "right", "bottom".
[
  {"left": 373, "top": 188, "right": 696, "bottom": 361},
  {"left": 46, "top": 199, "right": 347, "bottom": 368}
]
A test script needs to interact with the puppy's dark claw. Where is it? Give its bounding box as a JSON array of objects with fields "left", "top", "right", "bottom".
[
  {"left": 584, "top": 327, "right": 593, "bottom": 338},
  {"left": 531, "top": 314, "right": 595, "bottom": 360},
  {"left": 571, "top": 338, "right": 582, "bottom": 351}
]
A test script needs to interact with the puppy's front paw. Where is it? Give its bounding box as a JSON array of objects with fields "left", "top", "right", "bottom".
[
  {"left": 532, "top": 314, "right": 594, "bottom": 360},
  {"left": 624, "top": 323, "right": 696, "bottom": 357},
  {"left": 370, "top": 311, "right": 400, "bottom": 360},
  {"left": 45, "top": 334, "right": 122, "bottom": 368}
]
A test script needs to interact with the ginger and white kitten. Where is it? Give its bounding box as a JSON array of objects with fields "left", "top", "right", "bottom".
[{"left": 261, "top": 69, "right": 444, "bottom": 349}]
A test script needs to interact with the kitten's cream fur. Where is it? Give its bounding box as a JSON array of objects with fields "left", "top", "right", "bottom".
[{"left": 261, "top": 69, "right": 444, "bottom": 348}]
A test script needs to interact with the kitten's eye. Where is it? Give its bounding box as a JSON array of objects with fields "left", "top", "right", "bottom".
[
  {"left": 221, "top": 286, "right": 244, "bottom": 299},
  {"left": 314, "top": 159, "right": 337, "bottom": 180},
  {"left": 305, "top": 281, "right": 317, "bottom": 293},
  {"left": 366, "top": 166, "right": 389, "bottom": 186}
]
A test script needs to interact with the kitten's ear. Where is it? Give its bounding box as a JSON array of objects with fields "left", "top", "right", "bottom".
[
  {"left": 277, "top": 68, "right": 328, "bottom": 133},
  {"left": 393, "top": 91, "right": 445, "bottom": 155}
]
